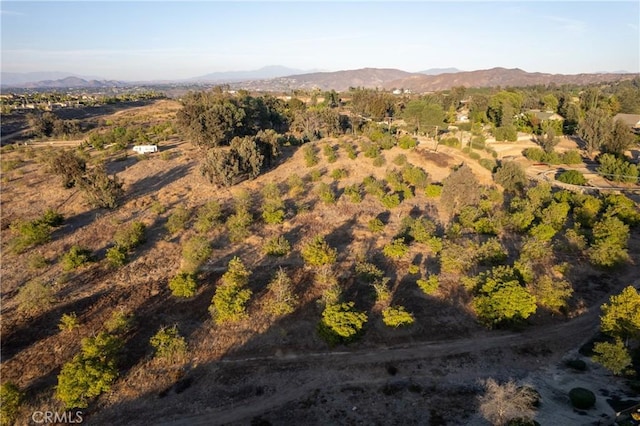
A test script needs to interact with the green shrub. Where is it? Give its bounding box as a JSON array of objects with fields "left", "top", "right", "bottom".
[
  {"left": 363, "top": 176, "right": 385, "bottom": 197},
  {"left": 330, "top": 168, "right": 348, "bottom": 180},
  {"left": 227, "top": 209, "right": 253, "bottom": 243},
  {"left": 592, "top": 339, "right": 633, "bottom": 375},
  {"left": 210, "top": 257, "right": 252, "bottom": 324},
  {"left": 0, "top": 382, "right": 23, "bottom": 426},
  {"left": 27, "top": 252, "right": 48, "bottom": 270},
  {"left": 440, "top": 137, "right": 461, "bottom": 148},
  {"left": 408, "top": 264, "right": 420, "bottom": 274},
  {"left": 114, "top": 221, "right": 146, "bottom": 251},
  {"left": 561, "top": 150, "right": 582, "bottom": 165},
  {"left": 393, "top": 154, "right": 407, "bottom": 166},
  {"left": 380, "top": 193, "right": 400, "bottom": 209},
  {"left": 265, "top": 268, "right": 297, "bottom": 316},
  {"left": 106, "top": 246, "right": 127, "bottom": 268},
  {"left": 318, "top": 302, "right": 367, "bottom": 345},
  {"left": 263, "top": 235, "right": 292, "bottom": 256},
  {"left": 169, "top": 272, "right": 198, "bottom": 298},
  {"left": 398, "top": 135, "right": 417, "bottom": 149},
  {"left": 317, "top": 182, "right": 336, "bottom": 204},
  {"left": 323, "top": 144, "right": 337, "bottom": 163},
  {"left": 56, "top": 332, "right": 122, "bottom": 409},
  {"left": 469, "top": 151, "right": 481, "bottom": 160},
  {"left": 182, "top": 235, "right": 212, "bottom": 273},
  {"left": 372, "top": 155, "right": 386, "bottom": 167},
  {"left": 309, "top": 169, "right": 323, "bottom": 182},
  {"left": 382, "top": 306, "right": 415, "bottom": 327},
  {"left": 61, "top": 245, "right": 94, "bottom": 271},
  {"left": 166, "top": 206, "right": 190, "bottom": 234},
  {"left": 568, "top": 387, "right": 596, "bottom": 410},
  {"left": 303, "top": 144, "right": 319, "bottom": 167},
  {"left": 150, "top": 325, "right": 187, "bottom": 363},
  {"left": 424, "top": 183, "right": 443, "bottom": 198},
  {"left": 479, "top": 158, "right": 497, "bottom": 172},
  {"left": 401, "top": 164, "right": 429, "bottom": 189},
  {"left": 16, "top": 280, "right": 54, "bottom": 315},
  {"left": 41, "top": 208, "right": 64, "bottom": 227},
  {"left": 368, "top": 218, "right": 385, "bottom": 233},
  {"left": 302, "top": 235, "right": 337, "bottom": 267},
  {"left": 341, "top": 142, "right": 357, "bottom": 160},
  {"left": 382, "top": 238, "right": 409, "bottom": 259},
  {"left": 194, "top": 200, "right": 222, "bottom": 233},
  {"left": 287, "top": 173, "right": 305, "bottom": 197},
  {"left": 417, "top": 275, "right": 439, "bottom": 295},
  {"left": 597, "top": 153, "right": 639, "bottom": 183},
  {"left": 151, "top": 200, "right": 166, "bottom": 215},
  {"left": 58, "top": 312, "right": 80, "bottom": 332},
  {"left": 557, "top": 170, "right": 587, "bottom": 185},
  {"left": 355, "top": 261, "right": 385, "bottom": 282},
  {"left": 343, "top": 184, "right": 362, "bottom": 203},
  {"left": 10, "top": 220, "right": 52, "bottom": 253},
  {"left": 523, "top": 147, "right": 545, "bottom": 162}
]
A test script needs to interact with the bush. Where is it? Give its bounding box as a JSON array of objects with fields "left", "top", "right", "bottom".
[
  {"left": 380, "top": 193, "right": 400, "bottom": 209},
  {"left": 15, "top": 280, "right": 53, "bottom": 315},
  {"left": 41, "top": 208, "right": 64, "bottom": 227},
  {"left": 523, "top": 147, "right": 545, "bottom": 162},
  {"left": 318, "top": 302, "right": 367, "bottom": 345},
  {"left": 61, "top": 245, "right": 94, "bottom": 271},
  {"left": 28, "top": 252, "right": 48, "bottom": 270},
  {"left": 382, "top": 238, "right": 409, "bottom": 260},
  {"left": 398, "top": 135, "right": 417, "bottom": 149},
  {"left": 355, "top": 261, "right": 385, "bottom": 282},
  {"left": 150, "top": 325, "right": 187, "bottom": 363},
  {"left": 568, "top": 387, "right": 596, "bottom": 410},
  {"left": 557, "top": 170, "right": 587, "bottom": 185},
  {"left": 309, "top": 169, "right": 323, "bottom": 181},
  {"left": 0, "top": 382, "right": 23, "bottom": 426},
  {"left": 424, "top": 183, "right": 443, "bottom": 198},
  {"left": 343, "top": 184, "right": 362, "bottom": 203},
  {"left": 59, "top": 312, "right": 80, "bottom": 332},
  {"left": 263, "top": 235, "right": 291, "bottom": 256},
  {"left": 323, "top": 144, "right": 337, "bottom": 163},
  {"left": 226, "top": 209, "right": 253, "bottom": 242},
  {"left": 182, "top": 235, "right": 212, "bottom": 273},
  {"left": 368, "top": 218, "right": 385, "bottom": 233},
  {"left": 330, "top": 168, "right": 348, "bottom": 180},
  {"left": 302, "top": 235, "right": 337, "bottom": 267},
  {"left": 440, "top": 137, "right": 461, "bottom": 148},
  {"left": 382, "top": 306, "right": 415, "bottom": 327},
  {"left": 114, "top": 221, "right": 146, "bottom": 252},
  {"left": 402, "top": 164, "right": 429, "bottom": 189},
  {"left": 106, "top": 246, "right": 127, "bottom": 268},
  {"left": 10, "top": 220, "right": 52, "bottom": 253},
  {"left": 392, "top": 154, "right": 407, "bottom": 166},
  {"left": 561, "top": 150, "right": 582, "bottom": 165},
  {"left": 303, "top": 144, "right": 319, "bottom": 167},
  {"left": 372, "top": 154, "right": 386, "bottom": 167},
  {"left": 265, "top": 268, "right": 297, "bottom": 316},
  {"left": 56, "top": 332, "right": 122, "bottom": 409},
  {"left": 597, "top": 153, "right": 639, "bottom": 183},
  {"left": 210, "top": 257, "right": 252, "bottom": 324},
  {"left": 469, "top": 151, "right": 481, "bottom": 160},
  {"left": 317, "top": 182, "right": 336, "bottom": 204},
  {"left": 169, "top": 272, "right": 198, "bottom": 298},
  {"left": 417, "top": 275, "right": 439, "bottom": 295},
  {"left": 166, "top": 206, "right": 191, "bottom": 234},
  {"left": 479, "top": 158, "right": 498, "bottom": 172},
  {"left": 194, "top": 200, "right": 222, "bottom": 233},
  {"left": 592, "top": 339, "right": 633, "bottom": 375}
]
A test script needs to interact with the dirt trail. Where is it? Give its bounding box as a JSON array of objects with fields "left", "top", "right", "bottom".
[{"left": 166, "top": 302, "right": 602, "bottom": 425}]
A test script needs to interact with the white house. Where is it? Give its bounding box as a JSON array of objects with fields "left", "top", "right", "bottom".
[{"left": 133, "top": 145, "right": 158, "bottom": 154}]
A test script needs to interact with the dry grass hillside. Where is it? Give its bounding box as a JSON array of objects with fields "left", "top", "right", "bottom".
[{"left": 1, "top": 100, "right": 638, "bottom": 425}]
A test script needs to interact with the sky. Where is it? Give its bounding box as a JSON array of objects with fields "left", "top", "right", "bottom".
[{"left": 1, "top": 1, "right": 639, "bottom": 81}]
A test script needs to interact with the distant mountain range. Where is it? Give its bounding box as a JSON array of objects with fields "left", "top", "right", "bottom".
[{"left": 2, "top": 66, "right": 637, "bottom": 92}]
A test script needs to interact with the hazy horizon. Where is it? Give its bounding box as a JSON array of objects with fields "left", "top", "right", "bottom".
[{"left": 1, "top": 1, "right": 638, "bottom": 81}]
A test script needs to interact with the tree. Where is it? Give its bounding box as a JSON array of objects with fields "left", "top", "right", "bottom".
[
  {"left": 600, "top": 286, "right": 640, "bottom": 342},
  {"left": 588, "top": 216, "right": 630, "bottom": 268},
  {"left": 577, "top": 108, "right": 613, "bottom": 157},
  {"left": 301, "top": 235, "right": 337, "bottom": 267},
  {"left": 0, "top": 382, "right": 23, "bottom": 426},
  {"left": 150, "top": 326, "right": 187, "bottom": 363},
  {"left": 478, "top": 378, "right": 538, "bottom": 426},
  {"left": 56, "top": 332, "right": 122, "bottom": 408},
  {"left": 265, "top": 268, "right": 297, "bottom": 316},
  {"left": 210, "top": 257, "right": 252, "bottom": 324},
  {"left": 592, "top": 339, "right": 633, "bottom": 375},
  {"left": 47, "top": 150, "right": 86, "bottom": 188},
  {"left": 318, "top": 302, "right": 367, "bottom": 345},
  {"left": 494, "top": 161, "right": 527, "bottom": 193},
  {"left": 402, "top": 100, "right": 445, "bottom": 136},
  {"left": 441, "top": 165, "right": 480, "bottom": 215},
  {"left": 602, "top": 119, "right": 636, "bottom": 157},
  {"left": 597, "top": 154, "right": 639, "bottom": 183}
]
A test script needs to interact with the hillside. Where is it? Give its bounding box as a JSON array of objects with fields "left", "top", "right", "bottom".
[{"left": 1, "top": 100, "right": 639, "bottom": 425}]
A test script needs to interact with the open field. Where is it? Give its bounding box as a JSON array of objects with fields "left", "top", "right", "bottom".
[{"left": 1, "top": 100, "right": 639, "bottom": 425}]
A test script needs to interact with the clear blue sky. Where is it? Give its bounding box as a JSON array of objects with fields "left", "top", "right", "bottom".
[{"left": 1, "top": 1, "right": 638, "bottom": 80}]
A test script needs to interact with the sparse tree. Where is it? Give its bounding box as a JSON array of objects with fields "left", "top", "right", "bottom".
[
  {"left": 577, "top": 108, "right": 613, "bottom": 157},
  {"left": 478, "top": 378, "right": 538, "bottom": 426},
  {"left": 441, "top": 165, "right": 480, "bottom": 215}
]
